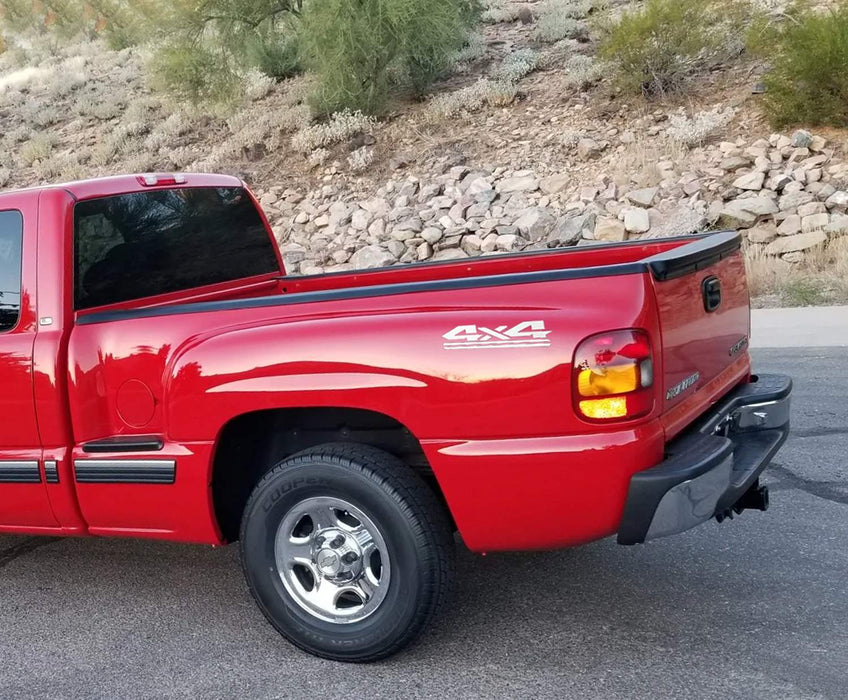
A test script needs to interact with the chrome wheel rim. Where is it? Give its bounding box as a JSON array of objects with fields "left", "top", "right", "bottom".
[{"left": 274, "top": 496, "right": 391, "bottom": 624}]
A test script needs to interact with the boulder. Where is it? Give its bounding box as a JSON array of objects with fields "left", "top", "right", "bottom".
[
  {"left": 717, "top": 202, "right": 757, "bottom": 228},
  {"left": 791, "top": 129, "right": 812, "bottom": 148},
  {"left": 732, "top": 171, "right": 766, "bottom": 191},
  {"left": 826, "top": 214, "right": 848, "bottom": 234},
  {"left": 825, "top": 190, "right": 848, "bottom": 212},
  {"left": 552, "top": 213, "right": 596, "bottom": 245},
  {"left": 734, "top": 197, "right": 778, "bottom": 216},
  {"left": 719, "top": 156, "right": 751, "bottom": 172},
  {"left": 514, "top": 207, "right": 557, "bottom": 239},
  {"left": 496, "top": 233, "right": 522, "bottom": 251},
  {"left": 797, "top": 201, "right": 827, "bottom": 217},
  {"left": 393, "top": 217, "right": 423, "bottom": 234},
  {"left": 577, "top": 138, "right": 603, "bottom": 159},
  {"left": 350, "top": 245, "right": 396, "bottom": 269},
  {"left": 801, "top": 213, "right": 829, "bottom": 232},
  {"left": 778, "top": 191, "right": 815, "bottom": 212},
  {"left": 420, "top": 227, "right": 443, "bottom": 244},
  {"left": 416, "top": 241, "right": 433, "bottom": 261},
  {"left": 746, "top": 224, "right": 778, "bottom": 244},
  {"left": 367, "top": 218, "right": 386, "bottom": 238},
  {"left": 540, "top": 174, "right": 569, "bottom": 194},
  {"left": 429, "top": 195, "right": 455, "bottom": 209},
  {"left": 764, "top": 231, "right": 826, "bottom": 255},
  {"left": 350, "top": 209, "right": 372, "bottom": 231},
  {"left": 497, "top": 175, "right": 539, "bottom": 194},
  {"left": 431, "top": 249, "right": 469, "bottom": 261},
  {"left": 625, "top": 187, "right": 658, "bottom": 208},
  {"left": 623, "top": 207, "right": 650, "bottom": 233},
  {"left": 594, "top": 217, "right": 627, "bottom": 242},
  {"left": 776, "top": 215, "right": 802, "bottom": 236}
]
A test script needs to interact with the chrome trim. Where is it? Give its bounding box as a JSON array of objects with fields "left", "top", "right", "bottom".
[
  {"left": 74, "top": 459, "right": 176, "bottom": 484},
  {"left": 44, "top": 460, "right": 59, "bottom": 484},
  {"left": 0, "top": 461, "right": 41, "bottom": 483}
]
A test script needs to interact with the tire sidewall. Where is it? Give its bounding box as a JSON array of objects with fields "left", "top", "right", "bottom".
[{"left": 241, "top": 460, "right": 428, "bottom": 658}]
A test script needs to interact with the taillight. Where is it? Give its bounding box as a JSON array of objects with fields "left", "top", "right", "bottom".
[{"left": 573, "top": 329, "right": 654, "bottom": 421}]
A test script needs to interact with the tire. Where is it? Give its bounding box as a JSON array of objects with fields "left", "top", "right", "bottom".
[{"left": 239, "top": 443, "right": 455, "bottom": 662}]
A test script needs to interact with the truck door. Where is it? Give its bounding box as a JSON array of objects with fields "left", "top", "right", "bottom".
[{"left": 0, "top": 198, "right": 57, "bottom": 528}]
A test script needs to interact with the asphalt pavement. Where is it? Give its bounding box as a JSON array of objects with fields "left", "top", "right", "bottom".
[{"left": 1, "top": 315, "right": 846, "bottom": 699}]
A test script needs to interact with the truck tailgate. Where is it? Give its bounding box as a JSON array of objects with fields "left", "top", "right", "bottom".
[{"left": 649, "top": 235, "right": 751, "bottom": 439}]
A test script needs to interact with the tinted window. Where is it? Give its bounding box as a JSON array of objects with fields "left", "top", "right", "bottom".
[
  {"left": 74, "top": 187, "right": 279, "bottom": 310},
  {"left": 0, "top": 210, "right": 23, "bottom": 333}
]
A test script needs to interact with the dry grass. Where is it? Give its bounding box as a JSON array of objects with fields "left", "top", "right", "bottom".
[
  {"left": 18, "top": 133, "right": 57, "bottom": 166},
  {"left": 746, "top": 236, "right": 848, "bottom": 307},
  {"left": 613, "top": 133, "right": 686, "bottom": 187}
]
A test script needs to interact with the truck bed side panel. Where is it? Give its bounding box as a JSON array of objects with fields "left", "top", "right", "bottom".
[{"left": 66, "top": 271, "right": 662, "bottom": 545}]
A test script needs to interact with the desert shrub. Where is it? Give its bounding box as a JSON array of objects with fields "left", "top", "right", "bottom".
[
  {"left": 491, "top": 48, "right": 539, "bottom": 82},
  {"left": 534, "top": 0, "right": 593, "bottom": 42},
  {"left": 562, "top": 54, "right": 603, "bottom": 89},
  {"left": 347, "top": 146, "right": 374, "bottom": 172},
  {"left": 150, "top": 42, "right": 241, "bottom": 105},
  {"left": 299, "top": 0, "right": 480, "bottom": 115},
  {"left": 18, "top": 133, "right": 57, "bottom": 166},
  {"left": 450, "top": 32, "right": 487, "bottom": 72},
  {"left": 598, "top": 0, "right": 748, "bottom": 96},
  {"left": 667, "top": 106, "right": 736, "bottom": 146},
  {"left": 749, "top": 3, "right": 848, "bottom": 127},
  {"left": 291, "top": 109, "right": 376, "bottom": 153},
  {"left": 307, "top": 148, "right": 329, "bottom": 168},
  {"left": 481, "top": 0, "right": 521, "bottom": 24},
  {"left": 149, "top": 0, "right": 304, "bottom": 105},
  {"left": 426, "top": 77, "right": 516, "bottom": 118}
]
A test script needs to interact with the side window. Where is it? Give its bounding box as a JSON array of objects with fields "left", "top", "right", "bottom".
[
  {"left": 74, "top": 187, "right": 279, "bottom": 310},
  {"left": 0, "top": 210, "right": 23, "bottom": 333}
]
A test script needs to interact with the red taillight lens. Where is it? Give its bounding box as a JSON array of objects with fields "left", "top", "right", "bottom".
[{"left": 573, "top": 329, "right": 654, "bottom": 421}]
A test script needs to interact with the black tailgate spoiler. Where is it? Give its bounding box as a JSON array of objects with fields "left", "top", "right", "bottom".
[{"left": 645, "top": 230, "right": 741, "bottom": 282}]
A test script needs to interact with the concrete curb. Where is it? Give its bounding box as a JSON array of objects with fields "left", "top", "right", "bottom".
[{"left": 751, "top": 305, "right": 848, "bottom": 348}]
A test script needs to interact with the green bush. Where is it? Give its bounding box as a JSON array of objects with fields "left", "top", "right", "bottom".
[
  {"left": 598, "top": 0, "right": 747, "bottom": 96},
  {"left": 749, "top": 3, "right": 848, "bottom": 127},
  {"left": 149, "top": 0, "right": 304, "bottom": 105},
  {"left": 149, "top": 42, "right": 242, "bottom": 105},
  {"left": 299, "top": 0, "right": 480, "bottom": 116}
]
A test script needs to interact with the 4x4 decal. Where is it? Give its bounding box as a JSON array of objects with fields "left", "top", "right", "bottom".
[{"left": 442, "top": 321, "right": 551, "bottom": 350}]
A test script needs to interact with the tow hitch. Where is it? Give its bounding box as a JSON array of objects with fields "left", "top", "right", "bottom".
[{"left": 715, "top": 481, "right": 770, "bottom": 523}]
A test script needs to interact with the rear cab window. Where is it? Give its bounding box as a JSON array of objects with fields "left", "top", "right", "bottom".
[
  {"left": 0, "top": 210, "right": 23, "bottom": 333},
  {"left": 74, "top": 187, "right": 279, "bottom": 310}
]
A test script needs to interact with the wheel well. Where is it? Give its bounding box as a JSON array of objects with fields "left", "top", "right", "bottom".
[{"left": 212, "top": 407, "right": 440, "bottom": 542}]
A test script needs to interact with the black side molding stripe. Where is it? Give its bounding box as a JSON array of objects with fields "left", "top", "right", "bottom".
[
  {"left": 82, "top": 436, "right": 165, "bottom": 453},
  {"left": 74, "top": 460, "right": 176, "bottom": 484},
  {"left": 646, "top": 230, "right": 741, "bottom": 281},
  {"left": 76, "top": 260, "right": 647, "bottom": 325},
  {"left": 0, "top": 461, "right": 41, "bottom": 483},
  {"left": 44, "top": 460, "right": 59, "bottom": 484}
]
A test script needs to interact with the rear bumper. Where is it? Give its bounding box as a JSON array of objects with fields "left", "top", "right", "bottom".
[{"left": 617, "top": 373, "right": 791, "bottom": 545}]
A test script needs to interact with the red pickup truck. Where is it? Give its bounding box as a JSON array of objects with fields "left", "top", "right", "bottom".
[{"left": 0, "top": 173, "right": 790, "bottom": 661}]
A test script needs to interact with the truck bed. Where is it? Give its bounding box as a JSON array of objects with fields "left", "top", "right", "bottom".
[{"left": 281, "top": 232, "right": 739, "bottom": 297}]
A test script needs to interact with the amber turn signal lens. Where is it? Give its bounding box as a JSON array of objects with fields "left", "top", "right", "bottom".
[
  {"left": 577, "top": 364, "right": 639, "bottom": 397},
  {"left": 578, "top": 397, "right": 628, "bottom": 419}
]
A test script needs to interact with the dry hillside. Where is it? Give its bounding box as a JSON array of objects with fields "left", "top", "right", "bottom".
[{"left": 1, "top": 0, "right": 847, "bottom": 306}]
